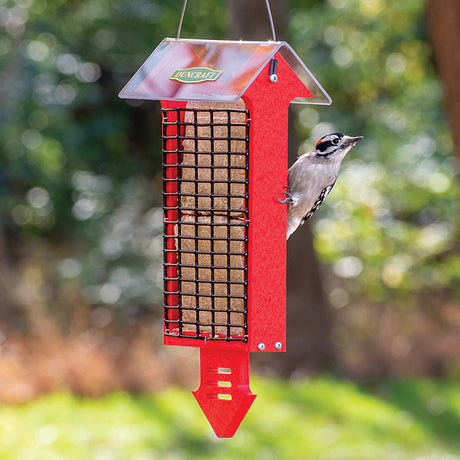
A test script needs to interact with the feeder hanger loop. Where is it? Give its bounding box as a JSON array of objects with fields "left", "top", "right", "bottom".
[{"left": 176, "top": 0, "right": 277, "bottom": 42}]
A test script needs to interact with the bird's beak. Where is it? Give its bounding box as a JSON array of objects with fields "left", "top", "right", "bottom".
[{"left": 344, "top": 136, "right": 363, "bottom": 147}]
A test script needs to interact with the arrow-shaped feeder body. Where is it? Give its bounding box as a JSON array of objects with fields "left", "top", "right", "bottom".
[{"left": 119, "top": 38, "right": 331, "bottom": 438}]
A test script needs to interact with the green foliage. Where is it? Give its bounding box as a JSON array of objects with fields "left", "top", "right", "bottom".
[
  {"left": 287, "top": 0, "right": 457, "bottom": 304},
  {"left": 0, "top": 0, "right": 228, "bottom": 319},
  {"left": 1, "top": 378, "right": 460, "bottom": 459},
  {"left": 0, "top": 0, "right": 458, "bottom": 319}
]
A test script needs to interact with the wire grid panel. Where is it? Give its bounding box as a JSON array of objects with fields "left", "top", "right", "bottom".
[{"left": 163, "top": 101, "right": 250, "bottom": 342}]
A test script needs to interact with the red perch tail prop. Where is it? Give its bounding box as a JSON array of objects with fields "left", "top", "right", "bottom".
[{"left": 193, "top": 348, "right": 256, "bottom": 438}]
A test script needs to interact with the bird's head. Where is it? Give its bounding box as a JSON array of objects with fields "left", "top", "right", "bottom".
[{"left": 313, "top": 133, "right": 363, "bottom": 161}]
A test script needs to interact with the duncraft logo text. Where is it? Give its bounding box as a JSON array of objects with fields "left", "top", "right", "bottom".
[{"left": 169, "top": 67, "right": 222, "bottom": 83}]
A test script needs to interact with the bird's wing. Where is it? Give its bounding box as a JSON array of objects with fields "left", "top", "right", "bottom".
[{"left": 300, "top": 182, "right": 336, "bottom": 225}]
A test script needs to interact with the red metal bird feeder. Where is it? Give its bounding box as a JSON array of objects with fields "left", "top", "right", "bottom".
[{"left": 119, "top": 3, "right": 331, "bottom": 438}]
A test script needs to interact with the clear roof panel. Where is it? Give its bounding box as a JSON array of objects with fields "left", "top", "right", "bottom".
[{"left": 119, "top": 38, "right": 331, "bottom": 105}]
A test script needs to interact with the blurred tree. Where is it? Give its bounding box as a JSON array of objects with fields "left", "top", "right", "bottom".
[
  {"left": 0, "top": 0, "right": 228, "bottom": 328},
  {"left": 0, "top": 0, "right": 458, "bottom": 379},
  {"left": 231, "top": 0, "right": 335, "bottom": 376},
  {"left": 427, "top": 0, "right": 460, "bottom": 159},
  {"left": 427, "top": 0, "right": 460, "bottom": 245},
  {"left": 287, "top": 0, "right": 456, "bottom": 304}
]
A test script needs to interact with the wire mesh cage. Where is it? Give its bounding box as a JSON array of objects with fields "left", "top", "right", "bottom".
[{"left": 162, "top": 101, "right": 250, "bottom": 342}]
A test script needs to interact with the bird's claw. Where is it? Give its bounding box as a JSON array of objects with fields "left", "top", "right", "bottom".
[{"left": 276, "top": 187, "right": 293, "bottom": 204}]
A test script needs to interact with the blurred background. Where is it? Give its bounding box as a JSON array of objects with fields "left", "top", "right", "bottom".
[{"left": 2, "top": 0, "right": 460, "bottom": 457}]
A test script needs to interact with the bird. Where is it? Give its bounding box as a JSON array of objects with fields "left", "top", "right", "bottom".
[{"left": 277, "top": 133, "right": 363, "bottom": 239}]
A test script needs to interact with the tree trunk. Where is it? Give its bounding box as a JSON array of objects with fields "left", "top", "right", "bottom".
[
  {"left": 230, "top": 0, "right": 286, "bottom": 41},
  {"left": 281, "top": 111, "right": 335, "bottom": 375},
  {"left": 427, "top": 0, "right": 460, "bottom": 161},
  {"left": 0, "top": 222, "right": 23, "bottom": 324},
  {"left": 427, "top": 0, "right": 460, "bottom": 253},
  {"left": 231, "top": 0, "right": 335, "bottom": 376}
]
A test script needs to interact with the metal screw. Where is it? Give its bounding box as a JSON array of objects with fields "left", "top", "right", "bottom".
[
  {"left": 275, "top": 342, "right": 282, "bottom": 350},
  {"left": 258, "top": 343, "right": 265, "bottom": 351},
  {"left": 270, "top": 74, "right": 278, "bottom": 83}
]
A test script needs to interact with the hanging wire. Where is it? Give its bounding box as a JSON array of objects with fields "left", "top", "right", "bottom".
[
  {"left": 265, "top": 0, "right": 277, "bottom": 41},
  {"left": 176, "top": 0, "right": 188, "bottom": 39},
  {"left": 176, "top": 0, "right": 277, "bottom": 41}
]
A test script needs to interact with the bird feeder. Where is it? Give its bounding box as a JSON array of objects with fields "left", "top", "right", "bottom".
[{"left": 119, "top": 34, "right": 331, "bottom": 437}]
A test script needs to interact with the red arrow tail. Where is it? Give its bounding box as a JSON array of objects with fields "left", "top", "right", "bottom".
[{"left": 193, "top": 348, "right": 256, "bottom": 438}]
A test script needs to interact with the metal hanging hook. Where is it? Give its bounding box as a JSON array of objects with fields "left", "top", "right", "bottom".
[{"left": 176, "top": 0, "right": 277, "bottom": 41}]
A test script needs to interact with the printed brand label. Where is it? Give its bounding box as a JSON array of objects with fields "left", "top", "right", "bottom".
[{"left": 169, "top": 67, "right": 222, "bottom": 83}]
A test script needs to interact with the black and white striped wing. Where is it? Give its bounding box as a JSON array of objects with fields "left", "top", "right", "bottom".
[{"left": 300, "top": 182, "right": 335, "bottom": 225}]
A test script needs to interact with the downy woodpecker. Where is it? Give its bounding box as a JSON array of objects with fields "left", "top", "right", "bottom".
[{"left": 278, "top": 133, "right": 363, "bottom": 239}]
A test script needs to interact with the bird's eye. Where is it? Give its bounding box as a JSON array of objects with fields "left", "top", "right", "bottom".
[{"left": 332, "top": 138, "right": 339, "bottom": 145}]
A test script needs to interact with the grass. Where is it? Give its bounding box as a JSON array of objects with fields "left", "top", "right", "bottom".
[{"left": 1, "top": 377, "right": 460, "bottom": 460}]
